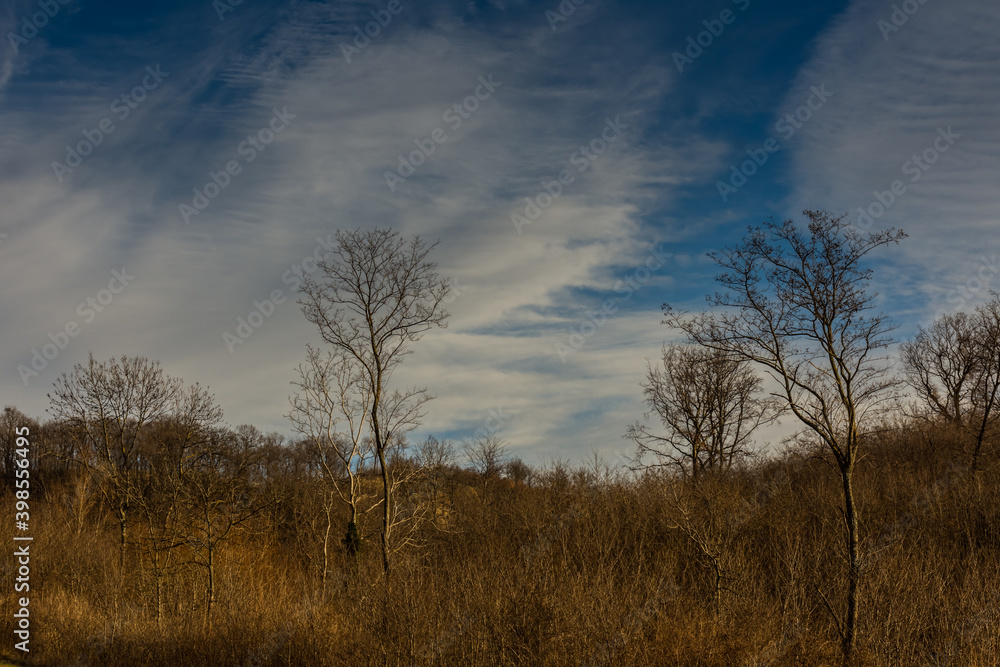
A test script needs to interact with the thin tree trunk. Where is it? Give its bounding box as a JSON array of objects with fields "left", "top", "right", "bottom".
[
  {"left": 155, "top": 572, "right": 163, "bottom": 631},
  {"left": 371, "top": 378, "right": 391, "bottom": 576},
  {"left": 377, "top": 446, "right": 391, "bottom": 575},
  {"left": 321, "top": 509, "right": 331, "bottom": 595},
  {"left": 712, "top": 558, "right": 722, "bottom": 618},
  {"left": 841, "top": 469, "right": 860, "bottom": 665},
  {"left": 206, "top": 545, "right": 215, "bottom": 631},
  {"left": 971, "top": 391, "right": 996, "bottom": 473},
  {"left": 119, "top": 504, "right": 128, "bottom": 571},
  {"left": 971, "top": 422, "right": 986, "bottom": 474}
]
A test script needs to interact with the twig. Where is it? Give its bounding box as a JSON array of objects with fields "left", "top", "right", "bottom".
[{"left": 815, "top": 585, "right": 845, "bottom": 645}]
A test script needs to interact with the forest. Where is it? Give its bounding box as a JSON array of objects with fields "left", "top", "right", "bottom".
[{"left": 2, "top": 213, "right": 999, "bottom": 666}]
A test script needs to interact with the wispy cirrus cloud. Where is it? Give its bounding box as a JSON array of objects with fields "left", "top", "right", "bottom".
[
  {"left": 778, "top": 0, "right": 1000, "bottom": 324},
  {"left": 3, "top": 0, "right": 994, "bottom": 463}
]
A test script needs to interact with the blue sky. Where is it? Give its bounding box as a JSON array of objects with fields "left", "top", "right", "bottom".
[{"left": 2, "top": 0, "right": 998, "bottom": 464}]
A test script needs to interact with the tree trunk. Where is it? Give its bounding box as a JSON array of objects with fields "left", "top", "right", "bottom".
[
  {"left": 971, "top": 427, "right": 985, "bottom": 474},
  {"left": 119, "top": 504, "right": 128, "bottom": 571},
  {"left": 971, "top": 367, "right": 999, "bottom": 473},
  {"left": 322, "top": 509, "right": 331, "bottom": 594},
  {"left": 206, "top": 545, "right": 216, "bottom": 631},
  {"left": 841, "top": 468, "right": 860, "bottom": 665},
  {"left": 155, "top": 573, "right": 163, "bottom": 631},
  {"left": 344, "top": 501, "right": 362, "bottom": 558},
  {"left": 377, "top": 446, "right": 391, "bottom": 575},
  {"left": 712, "top": 558, "right": 722, "bottom": 618},
  {"left": 371, "top": 392, "right": 392, "bottom": 575}
]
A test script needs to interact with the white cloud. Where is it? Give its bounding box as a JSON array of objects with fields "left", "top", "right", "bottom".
[
  {"left": 779, "top": 0, "right": 1000, "bottom": 322},
  {"left": 0, "top": 3, "right": 752, "bottom": 461}
]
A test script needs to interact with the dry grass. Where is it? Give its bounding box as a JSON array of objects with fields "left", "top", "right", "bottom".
[{"left": 1, "top": 420, "right": 998, "bottom": 666}]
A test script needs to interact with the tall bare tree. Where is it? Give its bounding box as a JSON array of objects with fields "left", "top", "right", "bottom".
[
  {"left": 47, "top": 354, "right": 222, "bottom": 569},
  {"left": 626, "top": 344, "right": 777, "bottom": 481},
  {"left": 289, "top": 344, "right": 378, "bottom": 576},
  {"left": 298, "top": 228, "right": 450, "bottom": 574},
  {"left": 664, "top": 210, "right": 905, "bottom": 665}
]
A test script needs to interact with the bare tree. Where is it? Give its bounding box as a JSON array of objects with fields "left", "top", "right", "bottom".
[
  {"left": 505, "top": 457, "right": 532, "bottom": 487},
  {"left": 900, "top": 311, "right": 981, "bottom": 426},
  {"left": 415, "top": 435, "right": 456, "bottom": 471},
  {"left": 665, "top": 478, "right": 748, "bottom": 618},
  {"left": 380, "top": 433, "right": 432, "bottom": 554},
  {"left": 262, "top": 438, "right": 340, "bottom": 590},
  {"left": 181, "top": 424, "right": 271, "bottom": 630},
  {"left": 132, "top": 392, "right": 224, "bottom": 628},
  {"left": 415, "top": 436, "right": 457, "bottom": 529},
  {"left": 134, "top": 422, "right": 189, "bottom": 629},
  {"left": 968, "top": 295, "right": 1000, "bottom": 472},
  {"left": 464, "top": 433, "right": 510, "bottom": 497},
  {"left": 47, "top": 354, "right": 222, "bottom": 569},
  {"left": 901, "top": 296, "right": 1000, "bottom": 472},
  {"left": 298, "top": 228, "right": 450, "bottom": 574},
  {"left": 289, "top": 344, "right": 378, "bottom": 577},
  {"left": 626, "top": 344, "right": 777, "bottom": 482},
  {"left": 1, "top": 407, "right": 39, "bottom": 492},
  {"left": 664, "top": 210, "right": 905, "bottom": 665}
]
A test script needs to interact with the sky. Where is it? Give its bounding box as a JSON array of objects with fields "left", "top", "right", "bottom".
[{"left": 1, "top": 0, "right": 998, "bottom": 466}]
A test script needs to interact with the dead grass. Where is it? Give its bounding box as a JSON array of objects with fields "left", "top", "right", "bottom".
[{"left": 1, "top": 420, "right": 998, "bottom": 666}]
